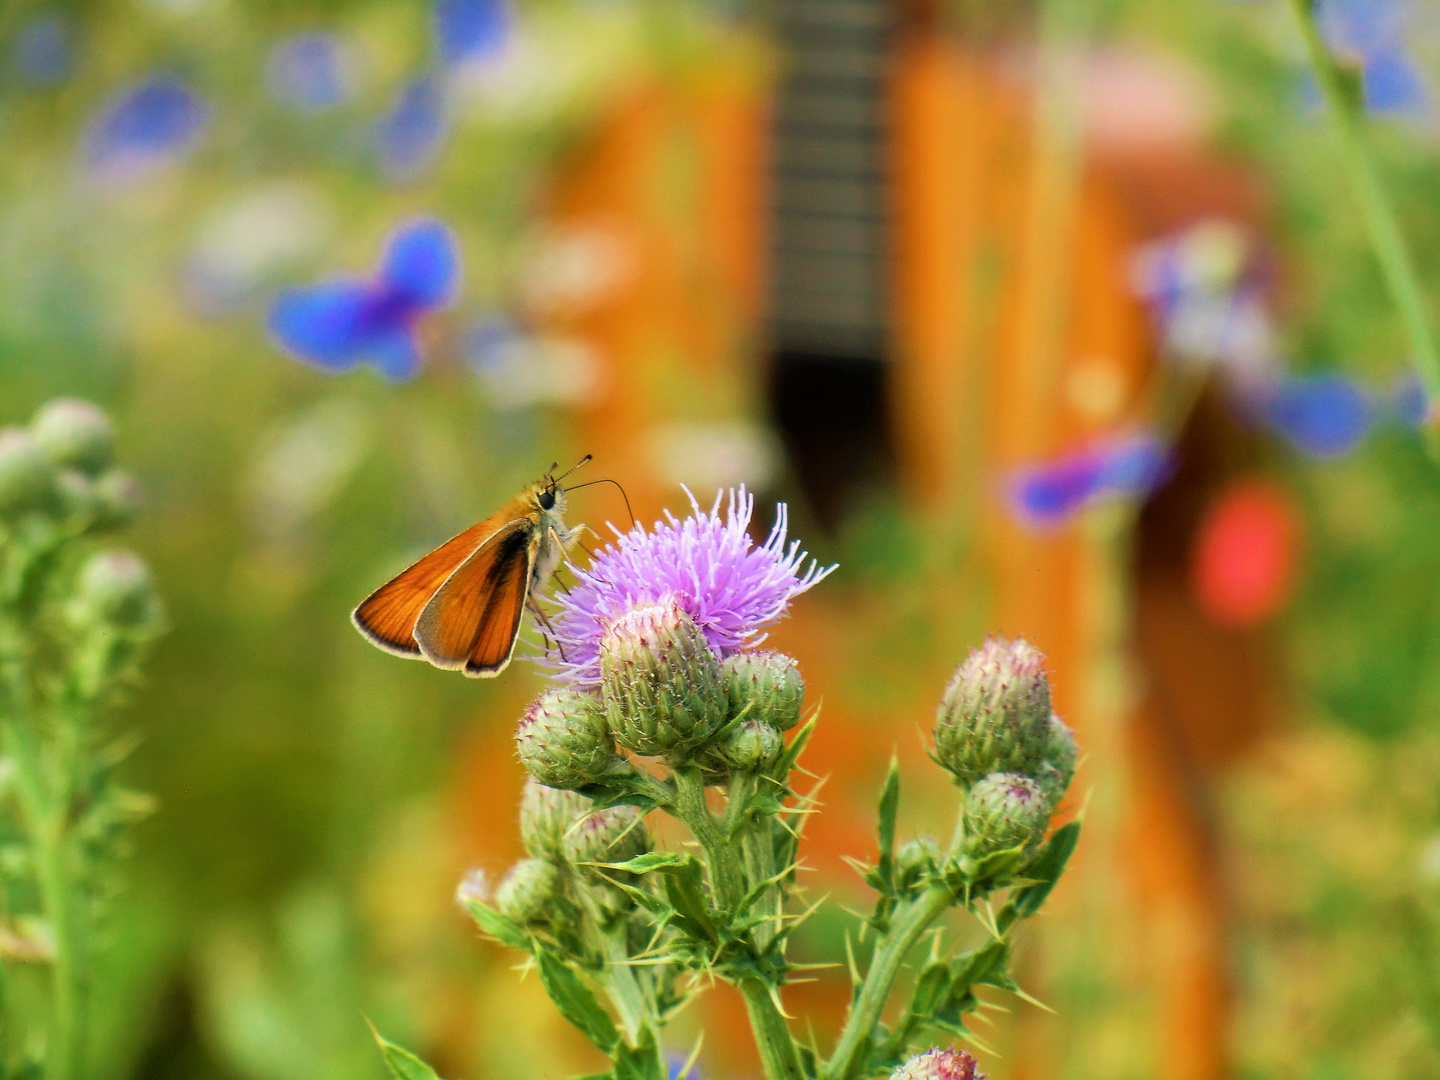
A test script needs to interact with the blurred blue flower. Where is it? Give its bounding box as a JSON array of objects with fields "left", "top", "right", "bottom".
[
  {"left": 268, "top": 217, "right": 461, "bottom": 380},
  {"left": 667, "top": 1056, "right": 701, "bottom": 1080},
  {"left": 12, "top": 13, "right": 74, "bottom": 86},
  {"left": 266, "top": 33, "right": 356, "bottom": 113},
  {"left": 435, "top": 0, "right": 511, "bottom": 67},
  {"left": 375, "top": 73, "right": 449, "bottom": 182},
  {"left": 83, "top": 75, "right": 210, "bottom": 184},
  {"left": 1011, "top": 433, "right": 1171, "bottom": 528},
  {"left": 1389, "top": 373, "right": 1429, "bottom": 429},
  {"left": 1260, "top": 375, "right": 1374, "bottom": 458},
  {"left": 1316, "top": 0, "right": 1432, "bottom": 116}
]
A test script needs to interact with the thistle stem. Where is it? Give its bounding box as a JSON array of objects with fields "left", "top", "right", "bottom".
[
  {"left": 672, "top": 767, "right": 744, "bottom": 911},
  {"left": 823, "top": 883, "right": 954, "bottom": 1080},
  {"left": 1286, "top": 0, "right": 1440, "bottom": 441},
  {"left": 738, "top": 978, "right": 805, "bottom": 1080},
  {"left": 0, "top": 614, "right": 83, "bottom": 1080}
]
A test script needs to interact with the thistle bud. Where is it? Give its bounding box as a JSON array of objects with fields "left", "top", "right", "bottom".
[
  {"left": 562, "top": 804, "right": 650, "bottom": 866},
  {"left": 0, "top": 428, "right": 54, "bottom": 517},
  {"left": 720, "top": 718, "right": 783, "bottom": 773},
  {"left": 599, "top": 596, "right": 727, "bottom": 757},
  {"left": 455, "top": 868, "right": 490, "bottom": 908},
  {"left": 721, "top": 651, "right": 804, "bottom": 730},
  {"left": 494, "top": 858, "right": 559, "bottom": 925},
  {"left": 515, "top": 688, "right": 616, "bottom": 790},
  {"left": 519, "top": 779, "right": 591, "bottom": 860},
  {"left": 31, "top": 399, "right": 114, "bottom": 476},
  {"left": 1036, "top": 714, "right": 1078, "bottom": 805},
  {"left": 73, "top": 551, "right": 157, "bottom": 627},
  {"left": 961, "top": 772, "right": 1051, "bottom": 859},
  {"left": 897, "top": 836, "right": 940, "bottom": 876},
  {"left": 890, "top": 1048, "right": 984, "bottom": 1080},
  {"left": 93, "top": 471, "right": 143, "bottom": 527},
  {"left": 934, "top": 638, "right": 1051, "bottom": 785}
]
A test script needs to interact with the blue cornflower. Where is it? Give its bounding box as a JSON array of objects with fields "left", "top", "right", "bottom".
[
  {"left": 83, "top": 74, "right": 209, "bottom": 184},
  {"left": 435, "top": 0, "right": 511, "bottom": 67},
  {"left": 375, "top": 73, "right": 450, "bottom": 183},
  {"left": 1260, "top": 375, "right": 1374, "bottom": 458},
  {"left": 266, "top": 32, "right": 357, "bottom": 113},
  {"left": 1317, "top": 0, "right": 1431, "bottom": 116},
  {"left": 12, "top": 13, "right": 74, "bottom": 86},
  {"left": 1010, "top": 433, "right": 1171, "bottom": 528},
  {"left": 268, "top": 218, "right": 460, "bottom": 380}
]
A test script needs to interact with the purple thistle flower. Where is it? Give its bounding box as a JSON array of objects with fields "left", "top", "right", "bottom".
[{"left": 548, "top": 487, "right": 834, "bottom": 689}]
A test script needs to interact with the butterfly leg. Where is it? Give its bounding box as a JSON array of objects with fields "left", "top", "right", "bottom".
[{"left": 527, "top": 598, "right": 568, "bottom": 662}]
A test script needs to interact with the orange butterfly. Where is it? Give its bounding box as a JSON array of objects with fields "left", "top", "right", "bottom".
[{"left": 352, "top": 458, "right": 589, "bottom": 678}]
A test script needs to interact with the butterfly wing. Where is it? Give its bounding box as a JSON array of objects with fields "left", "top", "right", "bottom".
[
  {"left": 380, "top": 218, "right": 459, "bottom": 309},
  {"left": 413, "top": 519, "right": 536, "bottom": 677},
  {"left": 352, "top": 507, "right": 526, "bottom": 657},
  {"left": 269, "top": 280, "right": 372, "bottom": 369}
]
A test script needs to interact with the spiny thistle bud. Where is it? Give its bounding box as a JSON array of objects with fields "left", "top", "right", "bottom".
[
  {"left": 455, "top": 868, "right": 490, "bottom": 908},
  {"left": 515, "top": 688, "right": 616, "bottom": 790},
  {"left": 1036, "top": 714, "right": 1078, "bottom": 805},
  {"left": 31, "top": 399, "right": 114, "bottom": 477},
  {"left": 73, "top": 551, "right": 157, "bottom": 627},
  {"left": 720, "top": 718, "right": 783, "bottom": 773},
  {"left": 890, "top": 1048, "right": 984, "bottom": 1080},
  {"left": 94, "top": 471, "right": 143, "bottom": 527},
  {"left": 54, "top": 470, "right": 101, "bottom": 520},
  {"left": 961, "top": 772, "right": 1051, "bottom": 859},
  {"left": 897, "top": 836, "right": 940, "bottom": 876},
  {"left": 934, "top": 637, "right": 1052, "bottom": 785},
  {"left": 561, "top": 804, "right": 650, "bottom": 866},
  {"left": 0, "top": 428, "right": 54, "bottom": 518},
  {"left": 599, "top": 595, "right": 727, "bottom": 757},
  {"left": 519, "top": 779, "right": 591, "bottom": 860},
  {"left": 720, "top": 650, "right": 804, "bottom": 731},
  {"left": 494, "top": 858, "right": 559, "bottom": 925}
]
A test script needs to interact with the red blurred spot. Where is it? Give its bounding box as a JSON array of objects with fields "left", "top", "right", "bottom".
[{"left": 1190, "top": 478, "right": 1301, "bottom": 628}]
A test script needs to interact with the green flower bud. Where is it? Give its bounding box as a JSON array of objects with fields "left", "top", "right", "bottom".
[
  {"left": 93, "top": 471, "right": 143, "bottom": 528},
  {"left": 720, "top": 718, "right": 783, "bottom": 773},
  {"left": 519, "top": 779, "right": 591, "bottom": 860},
  {"left": 31, "top": 399, "right": 114, "bottom": 476},
  {"left": 897, "top": 836, "right": 940, "bottom": 876},
  {"left": 600, "top": 596, "right": 727, "bottom": 757},
  {"left": 494, "top": 858, "right": 559, "bottom": 925},
  {"left": 962, "top": 772, "right": 1051, "bottom": 859},
  {"left": 73, "top": 551, "right": 157, "bottom": 627},
  {"left": 890, "top": 1048, "right": 983, "bottom": 1080},
  {"left": 515, "top": 688, "right": 616, "bottom": 790},
  {"left": 54, "top": 470, "right": 101, "bottom": 520},
  {"left": 562, "top": 804, "right": 650, "bottom": 866},
  {"left": 0, "top": 428, "right": 54, "bottom": 518},
  {"left": 1036, "top": 714, "right": 1078, "bottom": 804},
  {"left": 721, "top": 650, "right": 804, "bottom": 730},
  {"left": 934, "top": 637, "right": 1052, "bottom": 785}
]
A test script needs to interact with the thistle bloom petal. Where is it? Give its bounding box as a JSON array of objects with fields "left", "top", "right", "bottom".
[{"left": 550, "top": 487, "right": 833, "bottom": 689}]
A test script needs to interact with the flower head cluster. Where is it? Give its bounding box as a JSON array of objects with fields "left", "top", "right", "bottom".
[
  {"left": 890, "top": 1047, "right": 984, "bottom": 1080},
  {"left": 550, "top": 487, "right": 833, "bottom": 688}
]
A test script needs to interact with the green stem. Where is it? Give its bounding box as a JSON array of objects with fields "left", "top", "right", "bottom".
[
  {"left": 1287, "top": 0, "right": 1440, "bottom": 431},
  {"left": 823, "top": 883, "right": 954, "bottom": 1080},
  {"left": 671, "top": 767, "right": 744, "bottom": 912},
  {"left": 738, "top": 978, "right": 805, "bottom": 1080},
  {"left": 0, "top": 616, "right": 82, "bottom": 1080}
]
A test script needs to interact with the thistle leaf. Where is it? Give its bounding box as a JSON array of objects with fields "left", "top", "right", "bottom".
[
  {"left": 459, "top": 897, "right": 531, "bottom": 951},
  {"left": 368, "top": 1024, "right": 443, "bottom": 1080},
  {"left": 537, "top": 949, "right": 621, "bottom": 1052}
]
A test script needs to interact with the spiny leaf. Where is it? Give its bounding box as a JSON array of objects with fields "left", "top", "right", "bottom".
[
  {"left": 459, "top": 897, "right": 530, "bottom": 951},
  {"left": 876, "top": 755, "right": 900, "bottom": 885},
  {"left": 1006, "top": 820, "right": 1081, "bottom": 925},
  {"left": 536, "top": 949, "right": 621, "bottom": 1052},
  {"left": 368, "top": 1022, "right": 443, "bottom": 1080}
]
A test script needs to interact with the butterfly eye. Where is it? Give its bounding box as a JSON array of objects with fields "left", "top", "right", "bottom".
[{"left": 537, "top": 490, "right": 556, "bottom": 511}]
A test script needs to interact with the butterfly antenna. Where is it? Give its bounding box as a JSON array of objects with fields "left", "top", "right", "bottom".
[
  {"left": 552, "top": 453, "right": 593, "bottom": 485},
  {"left": 565, "top": 477, "right": 637, "bottom": 531}
]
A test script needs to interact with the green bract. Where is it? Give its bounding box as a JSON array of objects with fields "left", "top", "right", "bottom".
[
  {"left": 519, "top": 779, "right": 591, "bottom": 861},
  {"left": 561, "top": 803, "right": 650, "bottom": 867}
]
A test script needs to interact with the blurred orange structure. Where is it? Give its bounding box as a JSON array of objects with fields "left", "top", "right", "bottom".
[{"left": 456, "top": 4, "right": 1283, "bottom": 1078}]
